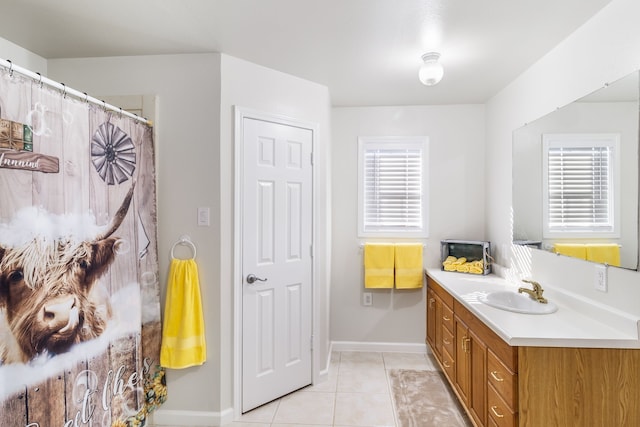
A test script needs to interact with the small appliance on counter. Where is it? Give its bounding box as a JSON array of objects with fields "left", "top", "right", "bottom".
[{"left": 440, "top": 239, "right": 491, "bottom": 275}]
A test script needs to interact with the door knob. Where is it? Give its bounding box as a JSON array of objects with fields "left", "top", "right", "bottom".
[{"left": 246, "top": 274, "right": 267, "bottom": 284}]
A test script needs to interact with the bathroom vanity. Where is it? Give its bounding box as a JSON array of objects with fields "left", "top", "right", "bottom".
[{"left": 425, "top": 269, "right": 640, "bottom": 427}]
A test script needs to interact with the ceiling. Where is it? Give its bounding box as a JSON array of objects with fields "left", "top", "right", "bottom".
[{"left": 0, "top": 0, "right": 612, "bottom": 106}]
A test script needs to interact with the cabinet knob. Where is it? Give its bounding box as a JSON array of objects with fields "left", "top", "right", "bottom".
[
  {"left": 443, "top": 315, "right": 451, "bottom": 321},
  {"left": 429, "top": 298, "right": 435, "bottom": 307}
]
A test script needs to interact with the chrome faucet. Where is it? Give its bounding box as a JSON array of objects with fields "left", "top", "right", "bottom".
[{"left": 518, "top": 279, "right": 548, "bottom": 304}]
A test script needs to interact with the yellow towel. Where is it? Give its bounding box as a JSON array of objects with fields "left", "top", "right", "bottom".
[
  {"left": 442, "top": 256, "right": 485, "bottom": 274},
  {"left": 456, "top": 264, "right": 470, "bottom": 273},
  {"left": 468, "top": 261, "right": 484, "bottom": 274},
  {"left": 553, "top": 243, "right": 587, "bottom": 260},
  {"left": 453, "top": 257, "right": 467, "bottom": 265},
  {"left": 442, "top": 256, "right": 457, "bottom": 266},
  {"left": 364, "top": 244, "right": 395, "bottom": 288},
  {"left": 585, "top": 244, "right": 620, "bottom": 267},
  {"left": 394, "top": 244, "right": 424, "bottom": 289},
  {"left": 160, "top": 258, "right": 207, "bottom": 369},
  {"left": 468, "top": 266, "right": 483, "bottom": 274}
]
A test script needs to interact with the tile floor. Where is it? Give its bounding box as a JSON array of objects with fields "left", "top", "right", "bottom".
[{"left": 223, "top": 350, "right": 469, "bottom": 427}]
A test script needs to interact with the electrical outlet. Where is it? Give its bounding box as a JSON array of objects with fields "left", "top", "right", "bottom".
[
  {"left": 363, "top": 292, "right": 373, "bottom": 306},
  {"left": 595, "top": 264, "right": 608, "bottom": 292}
]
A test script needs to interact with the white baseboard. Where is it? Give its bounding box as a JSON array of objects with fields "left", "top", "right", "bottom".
[
  {"left": 316, "top": 340, "right": 334, "bottom": 382},
  {"left": 331, "top": 341, "right": 427, "bottom": 353},
  {"left": 317, "top": 363, "right": 329, "bottom": 383},
  {"left": 150, "top": 407, "right": 234, "bottom": 426}
]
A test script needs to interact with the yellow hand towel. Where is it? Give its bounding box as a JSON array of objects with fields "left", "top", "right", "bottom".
[
  {"left": 456, "top": 264, "right": 470, "bottom": 273},
  {"left": 364, "top": 244, "right": 395, "bottom": 288},
  {"left": 553, "top": 243, "right": 587, "bottom": 260},
  {"left": 585, "top": 244, "right": 620, "bottom": 267},
  {"left": 444, "top": 264, "right": 458, "bottom": 272},
  {"left": 443, "top": 256, "right": 457, "bottom": 266},
  {"left": 395, "top": 244, "right": 424, "bottom": 289},
  {"left": 468, "top": 265, "right": 484, "bottom": 274},
  {"left": 160, "top": 258, "right": 207, "bottom": 369}
]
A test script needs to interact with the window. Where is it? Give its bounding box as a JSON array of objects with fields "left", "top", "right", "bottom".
[
  {"left": 542, "top": 133, "right": 620, "bottom": 238},
  {"left": 357, "top": 136, "right": 429, "bottom": 237}
]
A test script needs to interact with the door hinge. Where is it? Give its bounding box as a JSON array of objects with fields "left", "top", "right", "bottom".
[
  {"left": 310, "top": 152, "right": 314, "bottom": 165},
  {"left": 310, "top": 244, "right": 314, "bottom": 258},
  {"left": 310, "top": 335, "right": 314, "bottom": 351}
]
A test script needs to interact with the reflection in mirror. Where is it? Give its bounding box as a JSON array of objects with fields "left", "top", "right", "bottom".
[{"left": 512, "top": 71, "right": 639, "bottom": 270}]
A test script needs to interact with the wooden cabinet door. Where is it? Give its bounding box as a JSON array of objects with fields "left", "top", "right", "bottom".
[
  {"left": 454, "top": 316, "right": 470, "bottom": 404},
  {"left": 434, "top": 295, "right": 443, "bottom": 359},
  {"left": 426, "top": 288, "right": 436, "bottom": 349},
  {"left": 469, "top": 329, "right": 487, "bottom": 426},
  {"left": 455, "top": 314, "right": 488, "bottom": 427}
]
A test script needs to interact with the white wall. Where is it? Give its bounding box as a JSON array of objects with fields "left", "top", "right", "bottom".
[
  {"left": 331, "top": 105, "right": 485, "bottom": 345},
  {"left": 47, "top": 53, "right": 225, "bottom": 422},
  {"left": 486, "top": 0, "right": 640, "bottom": 315},
  {"left": 0, "top": 37, "right": 47, "bottom": 74}
]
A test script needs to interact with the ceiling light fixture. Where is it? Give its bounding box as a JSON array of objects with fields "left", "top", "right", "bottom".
[{"left": 419, "top": 52, "right": 444, "bottom": 86}]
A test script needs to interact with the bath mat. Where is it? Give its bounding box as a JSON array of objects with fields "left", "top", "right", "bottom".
[{"left": 388, "top": 369, "right": 472, "bottom": 427}]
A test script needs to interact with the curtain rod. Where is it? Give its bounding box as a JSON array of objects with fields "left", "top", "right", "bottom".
[{"left": 0, "top": 58, "right": 151, "bottom": 126}]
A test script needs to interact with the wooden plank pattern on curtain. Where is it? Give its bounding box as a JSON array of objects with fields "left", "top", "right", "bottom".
[
  {"left": 0, "top": 74, "right": 32, "bottom": 220},
  {"left": 0, "top": 68, "right": 165, "bottom": 427},
  {"left": 27, "top": 373, "right": 66, "bottom": 424},
  {"left": 1, "top": 389, "right": 27, "bottom": 427}
]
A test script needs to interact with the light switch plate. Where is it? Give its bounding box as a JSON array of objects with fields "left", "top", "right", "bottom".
[{"left": 197, "top": 207, "right": 210, "bottom": 226}]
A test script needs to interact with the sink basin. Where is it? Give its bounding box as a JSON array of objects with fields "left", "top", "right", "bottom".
[{"left": 480, "top": 291, "right": 558, "bottom": 314}]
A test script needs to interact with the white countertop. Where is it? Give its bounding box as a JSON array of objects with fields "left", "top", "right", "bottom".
[{"left": 426, "top": 268, "right": 640, "bottom": 348}]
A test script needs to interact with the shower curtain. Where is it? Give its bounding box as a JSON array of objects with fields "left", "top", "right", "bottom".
[{"left": 0, "top": 68, "right": 165, "bottom": 426}]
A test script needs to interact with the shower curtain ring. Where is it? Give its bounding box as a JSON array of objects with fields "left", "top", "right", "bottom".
[
  {"left": 7, "top": 60, "right": 13, "bottom": 77},
  {"left": 83, "top": 92, "right": 89, "bottom": 103},
  {"left": 61, "top": 83, "right": 67, "bottom": 98}
]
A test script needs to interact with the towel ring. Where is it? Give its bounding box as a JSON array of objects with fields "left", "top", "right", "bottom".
[{"left": 171, "top": 235, "right": 197, "bottom": 260}]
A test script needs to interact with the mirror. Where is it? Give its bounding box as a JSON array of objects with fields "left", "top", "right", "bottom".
[{"left": 512, "top": 71, "right": 639, "bottom": 270}]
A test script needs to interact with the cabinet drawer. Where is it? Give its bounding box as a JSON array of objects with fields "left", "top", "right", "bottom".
[
  {"left": 442, "top": 325, "right": 454, "bottom": 356},
  {"left": 488, "top": 350, "right": 517, "bottom": 410},
  {"left": 442, "top": 303, "right": 454, "bottom": 332},
  {"left": 488, "top": 384, "right": 517, "bottom": 427},
  {"left": 441, "top": 347, "right": 455, "bottom": 381}
]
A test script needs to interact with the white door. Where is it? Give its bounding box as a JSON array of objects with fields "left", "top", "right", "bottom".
[{"left": 241, "top": 117, "right": 313, "bottom": 412}]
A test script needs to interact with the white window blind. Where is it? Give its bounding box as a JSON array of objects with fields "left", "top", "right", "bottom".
[
  {"left": 358, "top": 137, "right": 428, "bottom": 237},
  {"left": 542, "top": 134, "right": 620, "bottom": 237}
]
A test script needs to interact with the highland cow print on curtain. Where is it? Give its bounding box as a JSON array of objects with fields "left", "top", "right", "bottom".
[{"left": 0, "top": 67, "right": 166, "bottom": 427}]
